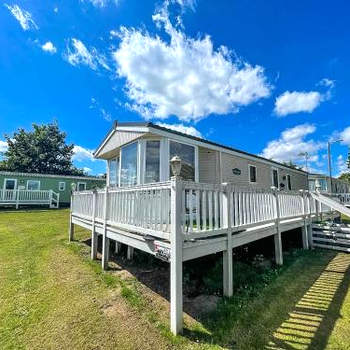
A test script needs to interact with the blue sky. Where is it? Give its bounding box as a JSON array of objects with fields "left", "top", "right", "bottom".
[{"left": 1, "top": 0, "right": 349, "bottom": 176}]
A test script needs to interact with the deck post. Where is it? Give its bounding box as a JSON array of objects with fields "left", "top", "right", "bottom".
[
  {"left": 272, "top": 188, "right": 283, "bottom": 265},
  {"left": 127, "top": 246, "right": 134, "bottom": 260},
  {"left": 91, "top": 189, "right": 98, "bottom": 260},
  {"left": 69, "top": 191, "right": 75, "bottom": 242},
  {"left": 222, "top": 183, "right": 233, "bottom": 297},
  {"left": 15, "top": 189, "right": 19, "bottom": 210},
  {"left": 170, "top": 176, "right": 183, "bottom": 335},
  {"left": 102, "top": 186, "right": 110, "bottom": 270},
  {"left": 115, "top": 242, "right": 122, "bottom": 254},
  {"left": 301, "top": 190, "right": 309, "bottom": 250}
]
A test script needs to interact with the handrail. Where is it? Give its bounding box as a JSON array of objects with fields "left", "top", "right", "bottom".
[{"left": 71, "top": 181, "right": 334, "bottom": 241}]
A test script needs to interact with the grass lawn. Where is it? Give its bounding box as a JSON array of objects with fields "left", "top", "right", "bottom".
[{"left": 1, "top": 209, "right": 350, "bottom": 349}]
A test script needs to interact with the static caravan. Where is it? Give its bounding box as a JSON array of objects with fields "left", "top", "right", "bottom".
[
  {"left": 94, "top": 121, "right": 308, "bottom": 191},
  {"left": 308, "top": 173, "right": 350, "bottom": 194},
  {"left": 0, "top": 171, "right": 105, "bottom": 208}
]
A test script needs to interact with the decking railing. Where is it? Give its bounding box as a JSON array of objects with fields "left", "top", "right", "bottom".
[
  {"left": 0, "top": 189, "right": 60, "bottom": 209},
  {"left": 71, "top": 179, "right": 333, "bottom": 241}
]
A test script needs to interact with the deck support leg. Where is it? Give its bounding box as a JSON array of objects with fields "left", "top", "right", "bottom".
[
  {"left": 222, "top": 184, "right": 233, "bottom": 297},
  {"left": 274, "top": 232, "right": 283, "bottom": 265},
  {"left": 302, "top": 226, "right": 309, "bottom": 250},
  {"left": 102, "top": 236, "right": 110, "bottom": 270},
  {"left": 170, "top": 176, "right": 183, "bottom": 335},
  {"left": 91, "top": 231, "right": 98, "bottom": 260},
  {"left": 127, "top": 246, "right": 134, "bottom": 260},
  {"left": 273, "top": 188, "right": 283, "bottom": 265},
  {"left": 102, "top": 187, "right": 109, "bottom": 271},
  {"left": 308, "top": 224, "right": 314, "bottom": 249},
  {"left": 115, "top": 242, "right": 122, "bottom": 254},
  {"left": 223, "top": 248, "right": 233, "bottom": 297},
  {"left": 69, "top": 214, "right": 74, "bottom": 242}
]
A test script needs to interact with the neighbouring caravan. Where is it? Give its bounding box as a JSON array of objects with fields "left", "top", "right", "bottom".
[
  {"left": 308, "top": 173, "right": 350, "bottom": 194},
  {"left": 94, "top": 121, "right": 308, "bottom": 191}
]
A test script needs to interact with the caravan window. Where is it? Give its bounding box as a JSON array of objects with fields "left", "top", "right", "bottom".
[
  {"left": 145, "top": 140, "right": 160, "bottom": 183},
  {"left": 272, "top": 169, "right": 279, "bottom": 188},
  {"left": 249, "top": 165, "right": 257, "bottom": 183},
  {"left": 109, "top": 157, "right": 119, "bottom": 186},
  {"left": 27, "top": 180, "right": 40, "bottom": 191},
  {"left": 169, "top": 141, "right": 195, "bottom": 181},
  {"left": 120, "top": 142, "right": 138, "bottom": 187}
]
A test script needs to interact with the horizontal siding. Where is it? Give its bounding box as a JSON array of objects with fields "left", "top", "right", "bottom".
[{"left": 98, "top": 130, "right": 144, "bottom": 158}]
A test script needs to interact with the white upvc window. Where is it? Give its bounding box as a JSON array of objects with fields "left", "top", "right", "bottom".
[
  {"left": 144, "top": 140, "right": 161, "bottom": 183},
  {"left": 249, "top": 165, "right": 257, "bottom": 183},
  {"left": 58, "top": 182, "right": 66, "bottom": 191},
  {"left": 168, "top": 140, "right": 198, "bottom": 182},
  {"left": 271, "top": 168, "right": 279, "bottom": 188},
  {"left": 27, "top": 180, "right": 40, "bottom": 191},
  {"left": 120, "top": 141, "right": 138, "bottom": 187},
  {"left": 77, "top": 182, "right": 87, "bottom": 191},
  {"left": 108, "top": 157, "right": 120, "bottom": 187},
  {"left": 286, "top": 174, "right": 292, "bottom": 190}
]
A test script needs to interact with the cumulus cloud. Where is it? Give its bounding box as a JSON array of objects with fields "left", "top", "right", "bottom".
[
  {"left": 41, "top": 41, "right": 57, "bottom": 54},
  {"left": 83, "top": 166, "right": 92, "bottom": 173},
  {"left": 64, "top": 38, "right": 110, "bottom": 71},
  {"left": 73, "top": 145, "right": 95, "bottom": 162},
  {"left": 0, "top": 140, "right": 8, "bottom": 154},
  {"left": 340, "top": 126, "right": 350, "bottom": 145},
  {"left": 112, "top": 4, "right": 271, "bottom": 122},
  {"left": 274, "top": 78, "right": 335, "bottom": 117},
  {"left": 4, "top": 4, "right": 38, "bottom": 31},
  {"left": 261, "top": 124, "right": 324, "bottom": 164},
  {"left": 156, "top": 122, "right": 202, "bottom": 138},
  {"left": 274, "top": 91, "right": 323, "bottom": 117}
]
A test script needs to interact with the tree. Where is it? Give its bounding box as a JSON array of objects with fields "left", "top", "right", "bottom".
[
  {"left": 0, "top": 122, "right": 84, "bottom": 176},
  {"left": 339, "top": 173, "right": 350, "bottom": 183}
]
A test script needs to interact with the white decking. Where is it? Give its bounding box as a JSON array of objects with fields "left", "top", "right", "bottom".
[
  {"left": 0, "top": 189, "right": 60, "bottom": 209},
  {"left": 69, "top": 179, "right": 335, "bottom": 335}
]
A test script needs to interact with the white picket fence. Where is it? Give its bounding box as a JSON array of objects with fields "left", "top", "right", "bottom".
[
  {"left": 0, "top": 189, "right": 60, "bottom": 209},
  {"left": 71, "top": 179, "right": 332, "bottom": 240}
]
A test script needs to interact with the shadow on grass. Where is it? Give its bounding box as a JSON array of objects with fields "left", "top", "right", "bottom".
[{"left": 74, "top": 226, "right": 350, "bottom": 349}]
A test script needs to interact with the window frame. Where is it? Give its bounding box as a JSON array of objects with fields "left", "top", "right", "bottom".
[
  {"left": 27, "top": 180, "right": 41, "bottom": 191},
  {"left": 77, "top": 182, "right": 87, "bottom": 191},
  {"left": 120, "top": 141, "right": 139, "bottom": 187},
  {"left": 58, "top": 181, "right": 66, "bottom": 191},
  {"left": 4, "top": 178, "right": 17, "bottom": 190},
  {"left": 248, "top": 164, "right": 257, "bottom": 184},
  {"left": 108, "top": 156, "right": 120, "bottom": 187},
  {"left": 143, "top": 139, "right": 161, "bottom": 184},
  {"left": 168, "top": 138, "right": 199, "bottom": 182},
  {"left": 286, "top": 174, "right": 292, "bottom": 191},
  {"left": 271, "top": 168, "right": 279, "bottom": 189}
]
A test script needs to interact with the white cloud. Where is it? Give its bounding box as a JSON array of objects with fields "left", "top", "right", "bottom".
[
  {"left": 83, "top": 166, "right": 92, "bottom": 173},
  {"left": 80, "top": 0, "right": 119, "bottom": 8},
  {"left": 64, "top": 38, "right": 110, "bottom": 71},
  {"left": 73, "top": 145, "right": 95, "bottom": 162},
  {"left": 4, "top": 4, "right": 38, "bottom": 31},
  {"left": 261, "top": 124, "right": 324, "bottom": 164},
  {"left": 274, "top": 91, "right": 323, "bottom": 117},
  {"left": 0, "top": 140, "right": 8, "bottom": 154},
  {"left": 319, "top": 78, "right": 335, "bottom": 89},
  {"left": 100, "top": 108, "right": 112, "bottom": 122},
  {"left": 336, "top": 154, "right": 348, "bottom": 176},
  {"left": 112, "top": 6, "right": 271, "bottom": 122},
  {"left": 156, "top": 123, "right": 202, "bottom": 138},
  {"left": 54, "top": 7, "right": 59, "bottom": 13},
  {"left": 41, "top": 41, "right": 57, "bottom": 54},
  {"left": 340, "top": 126, "right": 350, "bottom": 145}
]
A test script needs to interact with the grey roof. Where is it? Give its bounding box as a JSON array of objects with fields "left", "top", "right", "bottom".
[
  {"left": 0, "top": 171, "right": 105, "bottom": 181},
  {"left": 96, "top": 121, "right": 308, "bottom": 174}
]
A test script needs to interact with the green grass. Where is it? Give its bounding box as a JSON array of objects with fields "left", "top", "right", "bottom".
[{"left": 1, "top": 209, "right": 350, "bottom": 349}]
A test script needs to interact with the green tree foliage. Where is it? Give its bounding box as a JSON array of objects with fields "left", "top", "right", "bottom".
[
  {"left": 339, "top": 173, "right": 350, "bottom": 183},
  {"left": 0, "top": 122, "right": 84, "bottom": 175}
]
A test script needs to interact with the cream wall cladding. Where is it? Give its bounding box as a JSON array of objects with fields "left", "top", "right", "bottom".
[{"left": 220, "top": 152, "right": 308, "bottom": 190}]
